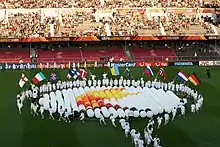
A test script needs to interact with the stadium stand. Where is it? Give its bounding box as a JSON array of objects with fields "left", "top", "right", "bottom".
[
  {"left": 172, "top": 41, "right": 220, "bottom": 60},
  {"left": 0, "top": 0, "right": 220, "bottom": 64},
  {"left": 128, "top": 41, "right": 220, "bottom": 61},
  {"left": 37, "top": 48, "right": 82, "bottom": 63},
  {"left": 0, "top": 7, "right": 220, "bottom": 37},
  {"left": 131, "top": 47, "right": 176, "bottom": 61},
  {"left": 59, "top": 9, "right": 105, "bottom": 37},
  {"left": 33, "top": 42, "right": 128, "bottom": 63},
  {"left": 0, "top": 49, "right": 30, "bottom": 63},
  {"left": 0, "top": 0, "right": 219, "bottom": 8},
  {"left": 0, "top": 41, "right": 219, "bottom": 63},
  {"left": 95, "top": 48, "right": 128, "bottom": 61}
]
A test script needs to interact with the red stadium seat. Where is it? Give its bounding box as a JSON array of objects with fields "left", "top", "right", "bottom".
[
  {"left": 131, "top": 48, "right": 176, "bottom": 61},
  {"left": 0, "top": 50, "right": 30, "bottom": 63}
]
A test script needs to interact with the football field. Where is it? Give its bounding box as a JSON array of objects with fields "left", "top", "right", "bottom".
[{"left": 0, "top": 66, "right": 220, "bottom": 147}]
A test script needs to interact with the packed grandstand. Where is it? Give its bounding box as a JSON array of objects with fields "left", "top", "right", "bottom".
[
  {"left": 0, "top": 8, "right": 220, "bottom": 37},
  {"left": 0, "top": 0, "right": 220, "bottom": 38},
  {"left": 0, "top": 0, "right": 219, "bottom": 63}
]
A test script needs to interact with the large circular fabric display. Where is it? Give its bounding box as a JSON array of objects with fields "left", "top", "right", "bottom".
[
  {"left": 18, "top": 78, "right": 203, "bottom": 122},
  {"left": 17, "top": 73, "right": 204, "bottom": 147}
]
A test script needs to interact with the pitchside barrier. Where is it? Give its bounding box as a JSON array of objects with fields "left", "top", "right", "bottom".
[
  {"left": 168, "top": 61, "right": 199, "bottom": 66},
  {"left": 0, "top": 61, "right": 220, "bottom": 70},
  {"left": 0, "top": 62, "right": 168, "bottom": 70},
  {"left": 199, "top": 61, "right": 220, "bottom": 66},
  {"left": 0, "top": 62, "right": 104, "bottom": 70}
]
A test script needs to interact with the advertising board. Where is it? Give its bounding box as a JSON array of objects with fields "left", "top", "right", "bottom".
[
  {"left": 169, "top": 61, "right": 199, "bottom": 66},
  {"left": 136, "top": 62, "right": 168, "bottom": 67},
  {"left": 110, "top": 62, "right": 136, "bottom": 67},
  {"left": 4, "top": 63, "right": 37, "bottom": 70},
  {"left": 199, "top": 61, "right": 220, "bottom": 66}
]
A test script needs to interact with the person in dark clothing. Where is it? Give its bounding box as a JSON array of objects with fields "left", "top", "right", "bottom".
[
  {"left": 206, "top": 68, "right": 211, "bottom": 78},
  {"left": 127, "top": 110, "right": 134, "bottom": 124}
]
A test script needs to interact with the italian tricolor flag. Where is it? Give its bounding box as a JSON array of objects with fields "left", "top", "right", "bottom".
[{"left": 32, "top": 72, "right": 46, "bottom": 84}]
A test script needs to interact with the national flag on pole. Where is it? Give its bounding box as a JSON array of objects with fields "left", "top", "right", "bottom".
[
  {"left": 111, "top": 64, "right": 120, "bottom": 76},
  {"left": 188, "top": 72, "right": 200, "bottom": 86},
  {"left": 158, "top": 68, "right": 166, "bottom": 79},
  {"left": 32, "top": 72, "right": 46, "bottom": 84},
  {"left": 80, "top": 69, "right": 87, "bottom": 79},
  {"left": 177, "top": 70, "right": 188, "bottom": 83},
  {"left": 67, "top": 68, "right": 80, "bottom": 80},
  {"left": 144, "top": 66, "right": 154, "bottom": 77},
  {"left": 19, "top": 73, "right": 28, "bottom": 88},
  {"left": 49, "top": 72, "right": 57, "bottom": 81}
]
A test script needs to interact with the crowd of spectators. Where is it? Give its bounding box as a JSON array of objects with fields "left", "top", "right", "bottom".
[
  {"left": 101, "top": 10, "right": 139, "bottom": 36},
  {"left": 0, "top": 9, "right": 108, "bottom": 37},
  {"left": 157, "top": 0, "right": 201, "bottom": 8},
  {"left": 163, "top": 13, "right": 198, "bottom": 34},
  {"left": 59, "top": 9, "right": 104, "bottom": 37},
  {"left": 162, "top": 13, "right": 216, "bottom": 35},
  {"left": 0, "top": 0, "right": 219, "bottom": 37},
  {"left": 0, "top": 9, "right": 218, "bottom": 37},
  {"left": 0, "top": 0, "right": 219, "bottom": 8},
  {"left": 102, "top": 0, "right": 152, "bottom": 9},
  {"left": 7, "top": 11, "right": 42, "bottom": 38}
]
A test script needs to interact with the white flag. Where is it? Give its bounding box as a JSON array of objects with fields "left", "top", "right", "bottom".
[
  {"left": 107, "top": 61, "right": 110, "bottom": 67},
  {"left": 84, "top": 61, "right": 87, "bottom": 68},
  {"left": 39, "top": 63, "right": 43, "bottom": 71},
  {"left": 94, "top": 61, "right": 97, "bottom": 67},
  {"left": 72, "top": 62, "right": 75, "bottom": 68},
  {"left": 19, "top": 73, "right": 28, "bottom": 88}
]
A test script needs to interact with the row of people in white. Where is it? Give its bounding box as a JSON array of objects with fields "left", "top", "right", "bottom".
[
  {"left": 143, "top": 118, "right": 162, "bottom": 147},
  {"left": 16, "top": 88, "right": 202, "bottom": 147},
  {"left": 31, "top": 101, "right": 87, "bottom": 124},
  {"left": 191, "top": 100, "right": 203, "bottom": 115},
  {"left": 17, "top": 74, "right": 203, "bottom": 103},
  {"left": 16, "top": 76, "right": 203, "bottom": 129},
  {"left": 16, "top": 81, "right": 203, "bottom": 123},
  {"left": 120, "top": 118, "right": 162, "bottom": 147},
  {"left": 18, "top": 94, "right": 119, "bottom": 127},
  {"left": 125, "top": 104, "right": 186, "bottom": 147}
]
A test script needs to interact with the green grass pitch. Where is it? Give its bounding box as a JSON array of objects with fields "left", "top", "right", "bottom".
[{"left": 0, "top": 66, "right": 220, "bottom": 147}]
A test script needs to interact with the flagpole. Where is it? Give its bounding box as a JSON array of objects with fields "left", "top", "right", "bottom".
[
  {"left": 94, "top": 67, "right": 100, "bottom": 79},
  {"left": 141, "top": 72, "right": 144, "bottom": 78},
  {"left": 27, "top": 81, "right": 31, "bottom": 85},
  {"left": 122, "top": 68, "right": 126, "bottom": 75},
  {"left": 88, "top": 68, "right": 100, "bottom": 79},
  {"left": 28, "top": 80, "right": 33, "bottom": 87},
  {"left": 172, "top": 76, "right": 177, "bottom": 83},
  {"left": 154, "top": 73, "right": 159, "bottom": 81},
  {"left": 106, "top": 68, "right": 111, "bottom": 75},
  {"left": 88, "top": 69, "right": 93, "bottom": 76},
  {"left": 128, "top": 68, "right": 132, "bottom": 78}
]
